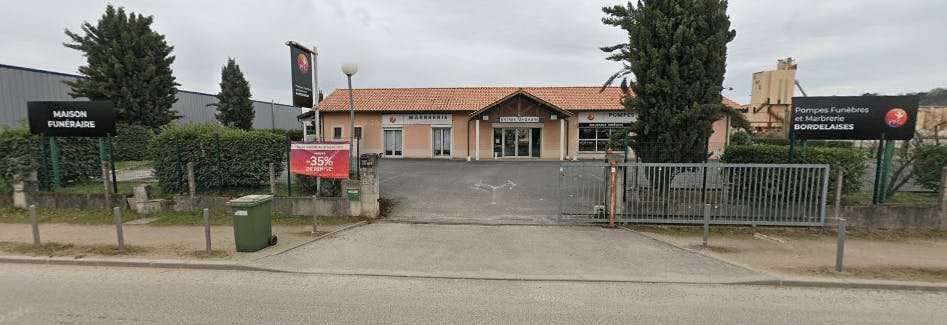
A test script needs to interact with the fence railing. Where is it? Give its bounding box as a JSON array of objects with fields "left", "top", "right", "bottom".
[{"left": 558, "top": 162, "right": 830, "bottom": 226}]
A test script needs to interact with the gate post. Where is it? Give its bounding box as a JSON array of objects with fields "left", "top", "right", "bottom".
[{"left": 609, "top": 162, "right": 617, "bottom": 226}]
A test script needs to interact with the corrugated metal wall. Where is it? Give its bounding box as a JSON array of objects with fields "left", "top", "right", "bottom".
[{"left": 0, "top": 64, "right": 302, "bottom": 130}]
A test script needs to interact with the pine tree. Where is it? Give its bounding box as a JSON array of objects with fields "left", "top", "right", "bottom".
[
  {"left": 210, "top": 58, "right": 254, "bottom": 130},
  {"left": 601, "top": 0, "right": 746, "bottom": 163},
  {"left": 64, "top": 5, "right": 180, "bottom": 129}
]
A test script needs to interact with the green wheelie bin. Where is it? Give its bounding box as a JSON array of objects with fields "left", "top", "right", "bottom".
[{"left": 226, "top": 195, "right": 277, "bottom": 252}]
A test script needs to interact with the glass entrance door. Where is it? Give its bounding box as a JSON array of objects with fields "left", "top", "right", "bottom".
[
  {"left": 499, "top": 128, "right": 536, "bottom": 157},
  {"left": 432, "top": 128, "right": 450, "bottom": 157},
  {"left": 384, "top": 129, "right": 402, "bottom": 156}
]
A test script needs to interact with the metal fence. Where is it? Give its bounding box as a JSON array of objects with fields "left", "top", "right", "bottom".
[{"left": 558, "top": 162, "right": 830, "bottom": 226}]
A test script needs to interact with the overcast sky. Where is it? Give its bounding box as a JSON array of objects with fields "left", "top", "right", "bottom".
[{"left": 1, "top": 0, "right": 945, "bottom": 106}]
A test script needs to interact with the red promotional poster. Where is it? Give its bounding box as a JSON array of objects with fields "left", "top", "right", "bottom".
[{"left": 290, "top": 141, "right": 350, "bottom": 179}]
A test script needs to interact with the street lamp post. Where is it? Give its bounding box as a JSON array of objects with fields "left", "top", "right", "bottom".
[{"left": 341, "top": 62, "right": 358, "bottom": 180}]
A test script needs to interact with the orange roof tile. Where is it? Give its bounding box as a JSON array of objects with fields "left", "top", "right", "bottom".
[{"left": 318, "top": 86, "right": 741, "bottom": 112}]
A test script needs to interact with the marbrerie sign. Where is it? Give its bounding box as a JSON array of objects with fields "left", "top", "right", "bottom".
[
  {"left": 499, "top": 116, "right": 539, "bottom": 123},
  {"left": 27, "top": 101, "right": 116, "bottom": 137},
  {"left": 383, "top": 114, "right": 452, "bottom": 125}
]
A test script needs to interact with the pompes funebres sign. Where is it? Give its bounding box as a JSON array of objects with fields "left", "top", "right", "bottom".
[
  {"left": 789, "top": 96, "right": 918, "bottom": 140},
  {"left": 27, "top": 101, "right": 116, "bottom": 137}
]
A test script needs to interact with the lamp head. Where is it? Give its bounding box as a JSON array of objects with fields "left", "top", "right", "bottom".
[{"left": 341, "top": 62, "right": 358, "bottom": 76}]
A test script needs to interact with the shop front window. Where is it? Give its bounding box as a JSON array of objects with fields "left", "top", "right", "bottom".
[{"left": 578, "top": 126, "right": 627, "bottom": 152}]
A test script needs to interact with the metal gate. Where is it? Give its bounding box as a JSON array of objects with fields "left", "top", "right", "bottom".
[{"left": 558, "top": 162, "right": 830, "bottom": 226}]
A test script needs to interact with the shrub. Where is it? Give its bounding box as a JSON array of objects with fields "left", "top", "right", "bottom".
[
  {"left": 263, "top": 129, "right": 304, "bottom": 141},
  {"left": 0, "top": 126, "right": 100, "bottom": 191},
  {"left": 296, "top": 175, "right": 342, "bottom": 197},
  {"left": 729, "top": 132, "right": 751, "bottom": 145},
  {"left": 749, "top": 136, "right": 853, "bottom": 148},
  {"left": 721, "top": 145, "right": 869, "bottom": 194},
  {"left": 112, "top": 124, "right": 155, "bottom": 161},
  {"left": 913, "top": 145, "right": 947, "bottom": 191},
  {"left": 150, "top": 124, "right": 285, "bottom": 193}
]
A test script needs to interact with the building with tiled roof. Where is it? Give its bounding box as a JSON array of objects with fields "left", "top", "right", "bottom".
[{"left": 304, "top": 86, "right": 737, "bottom": 160}]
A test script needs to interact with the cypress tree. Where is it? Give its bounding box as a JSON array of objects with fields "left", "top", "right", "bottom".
[
  {"left": 601, "top": 0, "right": 746, "bottom": 163},
  {"left": 210, "top": 58, "right": 254, "bottom": 130},
  {"left": 64, "top": 5, "right": 180, "bottom": 129}
]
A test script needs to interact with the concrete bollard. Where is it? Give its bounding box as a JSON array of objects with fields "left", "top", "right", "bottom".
[
  {"left": 203, "top": 208, "right": 211, "bottom": 256},
  {"left": 187, "top": 162, "right": 196, "bottom": 197},
  {"left": 114, "top": 207, "right": 125, "bottom": 254},
  {"left": 29, "top": 205, "right": 40, "bottom": 249}
]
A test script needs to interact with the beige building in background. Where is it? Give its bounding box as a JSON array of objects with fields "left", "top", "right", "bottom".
[{"left": 745, "top": 58, "right": 798, "bottom": 132}]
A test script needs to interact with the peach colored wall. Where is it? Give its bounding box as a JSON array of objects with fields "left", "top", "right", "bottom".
[{"left": 320, "top": 113, "right": 384, "bottom": 154}]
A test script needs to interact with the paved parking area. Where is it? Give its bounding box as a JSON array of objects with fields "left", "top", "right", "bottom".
[
  {"left": 255, "top": 223, "right": 767, "bottom": 283},
  {"left": 379, "top": 159, "right": 565, "bottom": 223}
]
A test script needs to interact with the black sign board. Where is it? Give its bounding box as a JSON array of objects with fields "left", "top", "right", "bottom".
[
  {"left": 289, "top": 45, "right": 314, "bottom": 108},
  {"left": 27, "top": 101, "right": 116, "bottom": 137},
  {"left": 790, "top": 96, "right": 918, "bottom": 140}
]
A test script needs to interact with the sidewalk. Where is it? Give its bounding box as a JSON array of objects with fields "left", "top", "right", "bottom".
[
  {"left": 631, "top": 226, "right": 947, "bottom": 285},
  {"left": 0, "top": 221, "right": 362, "bottom": 262}
]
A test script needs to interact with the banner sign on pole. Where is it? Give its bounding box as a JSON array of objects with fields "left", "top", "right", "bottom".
[
  {"left": 289, "top": 44, "right": 314, "bottom": 108},
  {"left": 27, "top": 101, "right": 116, "bottom": 137},
  {"left": 290, "top": 141, "right": 349, "bottom": 178},
  {"left": 790, "top": 96, "right": 918, "bottom": 140}
]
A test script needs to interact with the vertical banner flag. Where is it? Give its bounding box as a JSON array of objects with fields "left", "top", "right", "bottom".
[
  {"left": 289, "top": 44, "right": 314, "bottom": 108},
  {"left": 290, "top": 141, "right": 349, "bottom": 178}
]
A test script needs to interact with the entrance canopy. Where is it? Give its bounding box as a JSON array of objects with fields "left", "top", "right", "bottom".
[{"left": 469, "top": 90, "right": 574, "bottom": 121}]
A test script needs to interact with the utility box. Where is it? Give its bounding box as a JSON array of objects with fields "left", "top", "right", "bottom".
[{"left": 226, "top": 195, "right": 276, "bottom": 252}]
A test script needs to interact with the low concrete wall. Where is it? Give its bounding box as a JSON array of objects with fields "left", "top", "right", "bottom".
[
  {"left": 28, "top": 192, "right": 130, "bottom": 210},
  {"left": 827, "top": 205, "right": 946, "bottom": 230},
  {"left": 170, "top": 195, "right": 353, "bottom": 216}
]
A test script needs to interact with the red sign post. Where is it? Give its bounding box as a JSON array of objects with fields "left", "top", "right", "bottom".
[{"left": 290, "top": 141, "right": 349, "bottom": 179}]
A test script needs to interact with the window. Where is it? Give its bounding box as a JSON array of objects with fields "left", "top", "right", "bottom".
[
  {"left": 354, "top": 127, "right": 363, "bottom": 140},
  {"left": 578, "top": 125, "right": 627, "bottom": 152},
  {"left": 332, "top": 127, "right": 342, "bottom": 139}
]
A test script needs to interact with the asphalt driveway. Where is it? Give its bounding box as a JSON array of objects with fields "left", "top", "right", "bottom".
[
  {"left": 255, "top": 223, "right": 767, "bottom": 283},
  {"left": 378, "top": 159, "right": 564, "bottom": 223}
]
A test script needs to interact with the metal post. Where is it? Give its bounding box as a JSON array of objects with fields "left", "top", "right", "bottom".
[
  {"left": 609, "top": 162, "right": 617, "bottom": 226},
  {"left": 312, "top": 195, "right": 319, "bottom": 234},
  {"left": 29, "top": 205, "right": 40, "bottom": 248},
  {"left": 214, "top": 133, "right": 222, "bottom": 195},
  {"left": 187, "top": 162, "right": 196, "bottom": 197},
  {"left": 101, "top": 162, "right": 111, "bottom": 206},
  {"left": 872, "top": 133, "right": 886, "bottom": 204},
  {"left": 114, "top": 207, "right": 125, "bottom": 254},
  {"left": 836, "top": 218, "right": 846, "bottom": 272},
  {"left": 49, "top": 136, "right": 61, "bottom": 188},
  {"left": 270, "top": 100, "right": 276, "bottom": 129},
  {"left": 557, "top": 166, "right": 563, "bottom": 224},
  {"left": 703, "top": 203, "right": 710, "bottom": 247},
  {"left": 107, "top": 133, "right": 117, "bottom": 194},
  {"left": 347, "top": 74, "right": 356, "bottom": 179},
  {"left": 203, "top": 208, "right": 211, "bottom": 256},
  {"left": 788, "top": 132, "right": 796, "bottom": 164},
  {"left": 286, "top": 132, "right": 292, "bottom": 196},
  {"left": 269, "top": 163, "right": 277, "bottom": 195},
  {"left": 834, "top": 168, "right": 844, "bottom": 221},
  {"left": 879, "top": 139, "right": 896, "bottom": 203}
]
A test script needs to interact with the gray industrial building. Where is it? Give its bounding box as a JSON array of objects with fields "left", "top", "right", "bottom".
[{"left": 0, "top": 63, "right": 303, "bottom": 129}]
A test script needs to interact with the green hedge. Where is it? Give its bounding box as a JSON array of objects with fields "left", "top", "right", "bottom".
[
  {"left": 914, "top": 145, "right": 947, "bottom": 191},
  {"left": 720, "top": 145, "right": 869, "bottom": 194},
  {"left": 150, "top": 124, "right": 286, "bottom": 193},
  {"left": 749, "top": 136, "right": 854, "bottom": 148},
  {"left": 0, "top": 127, "right": 100, "bottom": 191},
  {"left": 263, "top": 129, "right": 304, "bottom": 141},
  {"left": 113, "top": 124, "right": 155, "bottom": 161}
]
